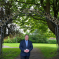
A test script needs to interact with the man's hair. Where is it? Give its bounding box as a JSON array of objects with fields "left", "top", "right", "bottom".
[{"left": 25, "top": 34, "right": 29, "bottom": 37}]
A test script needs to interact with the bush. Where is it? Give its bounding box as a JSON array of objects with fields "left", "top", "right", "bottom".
[
  {"left": 4, "top": 36, "right": 12, "bottom": 43},
  {"left": 4, "top": 34, "right": 25, "bottom": 43},
  {"left": 17, "top": 36, "right": 24, "bottom": 43},
  {"left": 4, "top": 39, "right": 8, "bottom": 43},
  {"left": 48, "top": 40, "right": 57, "bottom": 44},
  {"left": 4, "top": 34, "right": 57, "bottom": 44},
  {"left": 28, "top": 34, "right": 48, "bottom": 43},
  {"left": 11, "top": 38, "right": 17, "bottom": 43}
]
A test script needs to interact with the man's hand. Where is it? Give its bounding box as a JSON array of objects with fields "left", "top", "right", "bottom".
[
  {"left": 24, "top": 50, "right": 26, "bottom": 52},
  {"left": 27, "top": 49, "right": 29, "bottom": 52},
  {"left": 26, "top": 49, "right": 29, "bottom": 52},
  {"left": 24, "top": 49, "right": 29, "bottom": 53}
]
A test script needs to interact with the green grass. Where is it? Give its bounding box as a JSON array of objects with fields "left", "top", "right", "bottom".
[
  {"left": 39, "top": 47, "right": 57, "bottom": 59},
  {"left": 33, "top": 43, "right": 58, "bottom": 59},
  {"left": 3, "top": 43, "right": 58, "bottom": 59},
  {"left": 2, "top": 48, "right": 21, "bottom": 59},
  {"left": 3, "top": 43, "right": 20, "bottom": 47},
  {"left": 3, "top": 43, "right": 58, "bottom": 47}
]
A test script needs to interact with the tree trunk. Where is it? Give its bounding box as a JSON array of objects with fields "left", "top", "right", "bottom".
[
  {"left": 45, "top": 0, "right": 56, "bottom": 34},
  {"left": 0, "top": 27, "right": 3, "bottom": 58},
  {"left": 45, "top": 0, "right": 59, "bottom": 53}
]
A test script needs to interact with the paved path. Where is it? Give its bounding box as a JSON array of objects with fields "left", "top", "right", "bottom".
[{"left": 2, "top": 45, "right": 19, "bottom": 48}]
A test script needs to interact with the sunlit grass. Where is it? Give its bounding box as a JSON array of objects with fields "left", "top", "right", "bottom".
[
  {"left": 3, "top": 43, "right": 58, "bottom": 48},
  {"left": 3, "top": 43, "right": 20, "bottom": 47}
]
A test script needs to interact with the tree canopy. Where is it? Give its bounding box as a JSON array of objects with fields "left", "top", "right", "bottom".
[{"left": 0, "top": 0, "right": 59, "bottom": 37}]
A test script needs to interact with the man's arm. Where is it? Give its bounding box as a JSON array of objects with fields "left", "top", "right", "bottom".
[
  {"left": 19, "top": 41, "right": 29, "bottom": 53},
  {"left": 29, "top": 41, "right": 33, "bottom": 51},
  {"left": 19, "top": 41, "right": 24, "bottom": 52}
]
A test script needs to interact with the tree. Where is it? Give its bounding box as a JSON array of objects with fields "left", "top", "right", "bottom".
[
  {"left": 0, "top": 0, "right": 59, "bottom": 54},
  {"left": 11, "top": 0, "right": 59, "bottom": 51}
]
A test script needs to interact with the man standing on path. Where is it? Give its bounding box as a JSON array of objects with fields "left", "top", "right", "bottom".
[{"left": 19, "top": 34, "right": 33, "bottom": 59}]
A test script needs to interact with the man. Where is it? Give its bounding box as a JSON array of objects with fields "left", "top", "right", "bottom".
[{"left": 19, "top": 34, "right": 33, "bottom": 59}]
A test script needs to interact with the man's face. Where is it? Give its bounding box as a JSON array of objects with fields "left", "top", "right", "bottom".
[{"left": 25, "top": 35, "right": 29, "bottom": 41}]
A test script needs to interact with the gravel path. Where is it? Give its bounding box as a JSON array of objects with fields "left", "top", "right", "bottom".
[{"left": 15, "top": 48, "right": 44, "bottom": 59}]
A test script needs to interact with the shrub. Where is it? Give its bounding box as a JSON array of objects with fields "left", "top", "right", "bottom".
[
  {"left": 48, "top": 40, "right": 57, "bottom": 44},
  {"left": 17, "top": 36, "right": 24, "bottom": 43},
  {"left": 4, "top": 34, "right": 56, "bottom": 44},
  {"left": 11, "top": 38, "right": 17, "bottom": 43},
  {"left": 4, "top": 36, "right": 11, "bottom": 43}
]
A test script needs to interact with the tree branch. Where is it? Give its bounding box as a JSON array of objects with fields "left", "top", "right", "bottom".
[{"left": 16, "top": 1, "right": 40, "bottom": 5}]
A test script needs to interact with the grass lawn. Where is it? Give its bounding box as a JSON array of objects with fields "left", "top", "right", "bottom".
[
  {"left": 2, "top": 48, "right": 20, "bottom": 59},
  {"left": 34, "top": 43, "right": 58, "bottom": 59},
  {"left": 3, "top": 43, "right": 58, "bottom": 59}
]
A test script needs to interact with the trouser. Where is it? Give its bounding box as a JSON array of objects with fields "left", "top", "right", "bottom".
[{"left": 20, "top": 56, "right": 30, "bottom": 59}]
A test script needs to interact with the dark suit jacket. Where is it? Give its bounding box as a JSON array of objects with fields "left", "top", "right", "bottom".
[{"left": 19, "top": 40, "right": 33, "bottom": 56}]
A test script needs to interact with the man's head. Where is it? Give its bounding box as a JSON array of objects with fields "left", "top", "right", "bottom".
[{"left": 25, "top": 34, "right": 29, "bottom": 41}]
